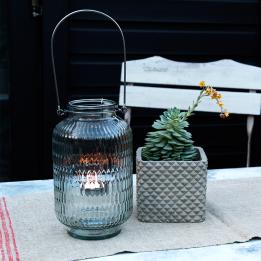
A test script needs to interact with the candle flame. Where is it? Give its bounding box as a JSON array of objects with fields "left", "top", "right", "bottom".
[{"left": 79, "top": 153, "right": 109, "bottom": 165}]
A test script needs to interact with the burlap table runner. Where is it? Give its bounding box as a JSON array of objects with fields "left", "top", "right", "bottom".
[{"left": 1, "top": 177, "right": 261, "bottom": 261}]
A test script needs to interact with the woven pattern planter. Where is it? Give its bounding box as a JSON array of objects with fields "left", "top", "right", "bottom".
[{"left": 136, "top": 147, "right": 208, "bottom": 223}]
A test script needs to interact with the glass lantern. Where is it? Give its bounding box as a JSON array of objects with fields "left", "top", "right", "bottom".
[{"left": 51, "top": 10, "right": 133, "bottom": 240}]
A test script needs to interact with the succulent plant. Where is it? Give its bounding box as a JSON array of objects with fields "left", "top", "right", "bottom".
[
  {"left": 142, "top": 108, "right": 198, "bottom": 161},
  {"left": 142, "top": 81, "right": 229, "bottom": 161}
]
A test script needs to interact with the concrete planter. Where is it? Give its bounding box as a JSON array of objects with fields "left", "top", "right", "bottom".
[{"left": 136, "top": 147, "right": 208, "bottom": 223}]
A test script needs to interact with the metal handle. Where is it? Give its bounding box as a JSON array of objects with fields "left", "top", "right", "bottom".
[{"left": 51, "top": 9, "right": 127, "bottom": 116}]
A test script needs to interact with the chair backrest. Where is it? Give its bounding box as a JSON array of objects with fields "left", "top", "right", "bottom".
[
  {"left": 119, "top": 56, "right": 261, "bottom": 166},
  {"left": 120, "top": 56, "right": 261, "bottom": 115}
]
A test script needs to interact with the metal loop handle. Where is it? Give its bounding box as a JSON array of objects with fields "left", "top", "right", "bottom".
[{"left": 51, "top": 9, "right": 127, "bottom": 116}]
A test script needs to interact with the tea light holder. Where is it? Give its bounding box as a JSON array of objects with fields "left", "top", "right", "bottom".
[{"left": 51, "top": 9, "right": 133, "bottom": 240}]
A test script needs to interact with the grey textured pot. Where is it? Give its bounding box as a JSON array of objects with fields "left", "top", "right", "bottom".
[{"left": 136, "top": 147, "right": 208, "bottom": 223}]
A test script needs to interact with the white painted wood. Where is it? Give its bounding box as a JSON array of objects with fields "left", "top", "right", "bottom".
[
  {"left": 121, "top": 56, "right": 261, "bottom": 91},
  {"left": 246, "top": 115, "right": 255, "bottom": 167},
  {"left": 119, "top": 85, "right": 261, "bottom": 115}
]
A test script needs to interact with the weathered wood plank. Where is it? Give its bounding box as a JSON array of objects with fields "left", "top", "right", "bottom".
[
  {"left": 119, "top": 85, "right": 261, "bottom": 115},
  {"left": 121, "top": 57, "right": 261, "bottom": 91}
]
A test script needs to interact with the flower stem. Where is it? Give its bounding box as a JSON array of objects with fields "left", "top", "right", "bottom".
[{"left": 184, "top": 89, "right": 205, "bottom": 119}]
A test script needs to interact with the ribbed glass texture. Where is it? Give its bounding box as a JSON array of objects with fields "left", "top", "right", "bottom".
[{"left": 52, "top": 99, "right": 133, "bottom": 239}]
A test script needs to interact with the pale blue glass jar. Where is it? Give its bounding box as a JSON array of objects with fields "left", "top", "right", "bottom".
[
  {"left": 52, "top": 99, "right": 133, "bottom": 239},
  {"left": 50, "top": 9, "right": 133, "bottom": 239}
]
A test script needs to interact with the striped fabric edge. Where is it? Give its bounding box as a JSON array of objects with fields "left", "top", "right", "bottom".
[{"left": 0, "top": 197, "right": 20, "bottom": 261}]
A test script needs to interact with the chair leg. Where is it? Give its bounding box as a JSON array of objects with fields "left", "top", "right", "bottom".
[{"left": 246, "top": 115, "right": 255, "bottom": 167}]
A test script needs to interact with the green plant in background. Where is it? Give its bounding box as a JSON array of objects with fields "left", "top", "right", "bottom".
[{"left": 142, "top": 81, "right": 229, "bottom": 161}]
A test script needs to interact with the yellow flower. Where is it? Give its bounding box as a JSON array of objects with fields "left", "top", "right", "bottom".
[
  {"left": 199, "top": 82, "right": 229, "bottom": 119},
  {"left": 205, "top": 87, "right": 213, "bottom": 95},
  {"left": 199, "top": 81, "right": 206, "bottom": 88},
  {"left": 211, "top": 90, "right": 218, "bottom": 99},
  {"left": 220, "top": 113, "right": 225, "bottom": 119},
  {"left": 224, "top": 110, "right": 230, "bottom": 117},
  {"left": 220, "top": 110, "right": 229, "bottom": 119},
  {"left": 218, "top": 101, "right": 224, "bottom": 107}
]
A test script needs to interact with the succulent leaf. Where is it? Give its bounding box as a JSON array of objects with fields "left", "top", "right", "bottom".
[{"left": 142, "top": 107, "right": 198, "bottom": 161}]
